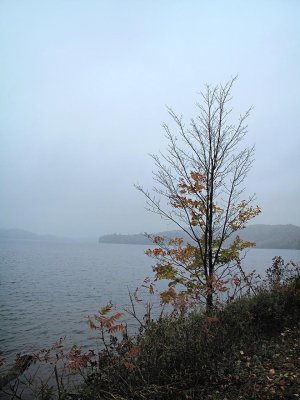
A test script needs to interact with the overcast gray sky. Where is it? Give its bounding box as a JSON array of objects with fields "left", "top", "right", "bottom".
[{"left": 0, "top": 0, "right": 299, "bottom": 238}]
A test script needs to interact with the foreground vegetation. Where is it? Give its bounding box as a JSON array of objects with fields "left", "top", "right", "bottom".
[
  {"left": 77, "top": 272, "right": 300, "bottom": 400},
  {"left": 1, "top": 258, "right": 299, "bottom": 400}
]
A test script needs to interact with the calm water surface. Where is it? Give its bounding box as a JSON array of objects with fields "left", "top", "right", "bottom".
[{"left": 0, "top": 240, "right": 299, "bottom": 367}]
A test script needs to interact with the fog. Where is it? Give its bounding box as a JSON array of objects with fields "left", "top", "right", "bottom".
[{"left": 0, "top": 1, "right": 299, "bottom": 238}]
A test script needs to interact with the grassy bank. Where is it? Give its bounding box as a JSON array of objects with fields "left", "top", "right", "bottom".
[{"left": 75, "top": 276, "right": 300, "bottom": 400}]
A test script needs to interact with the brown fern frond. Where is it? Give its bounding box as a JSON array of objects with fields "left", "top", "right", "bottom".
[
  {"left": 99, "top": 302, "right": 113, "bottom": 316},
  {"left": 108, "top": 323, "right": 126, "bottom": 334},
  {"left": 88, "top": 319, "right": 97, "bottom": 330}
]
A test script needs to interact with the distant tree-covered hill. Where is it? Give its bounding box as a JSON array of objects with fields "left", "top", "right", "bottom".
[
  {"left": 98, "top": 224, "right": 300, "bottom": 249},
  {"left": 238, "top": 224, "right": 300, "bottom": 249},
  {"left": 0, "top": 228, "right": 59, "bottom": 241},
  {"left": 98, "top": 233, "right": 151, "bottom": 245},
  {"left": 98, "top": 230, "right": 187, "bottom": 245}
]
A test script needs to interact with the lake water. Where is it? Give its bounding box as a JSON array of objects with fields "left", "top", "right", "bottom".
[{"left": 1, "top": 240, "right": 299, "bottom": 369}]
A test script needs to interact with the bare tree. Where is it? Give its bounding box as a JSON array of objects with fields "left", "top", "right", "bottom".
[{"left": 136, "top": 77, "right": 261, "bottom": 312}]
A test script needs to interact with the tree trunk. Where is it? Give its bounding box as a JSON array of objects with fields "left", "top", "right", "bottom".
[{"left": 206, "top": 281, "right": 214, "bottom": 314}]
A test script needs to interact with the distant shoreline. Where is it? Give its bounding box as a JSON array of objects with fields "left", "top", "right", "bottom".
[{"left": 98, "top": 224, "right": 300, "bottom": 250}]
